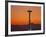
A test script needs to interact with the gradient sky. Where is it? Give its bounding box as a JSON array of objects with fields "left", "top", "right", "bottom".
[{"left": 11, "top": 5, "right": 41, "bottom": 25}]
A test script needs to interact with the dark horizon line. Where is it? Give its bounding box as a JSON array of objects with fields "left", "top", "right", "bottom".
[
  {"left": 11, "top": 23, "right": 41, "bottom": 25},
  {"left": 11, "top": 23, "right": 41, "bottom": 24}
]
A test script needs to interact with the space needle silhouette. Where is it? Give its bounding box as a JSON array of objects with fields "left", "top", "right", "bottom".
[{"left": 27, "top": 10, "right": 32, "bottom": 30}]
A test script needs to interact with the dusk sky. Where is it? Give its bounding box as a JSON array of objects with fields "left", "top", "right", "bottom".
[{"left": 11, "top": 5, "right": 41, "bottom": 25}]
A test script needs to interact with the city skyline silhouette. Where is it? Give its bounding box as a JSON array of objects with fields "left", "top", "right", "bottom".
[{"left": 11, "top": 5, "right": 41, "bottom": 31}]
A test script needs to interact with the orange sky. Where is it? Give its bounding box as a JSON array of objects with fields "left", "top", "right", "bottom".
[{"left": 11, "top": 5, "right": 41, "bottom": 25}]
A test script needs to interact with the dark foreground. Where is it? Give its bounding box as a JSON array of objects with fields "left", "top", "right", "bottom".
[{"left": 11, "top": 24, "right": 41, "bottom": 31}]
